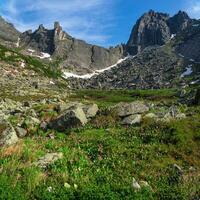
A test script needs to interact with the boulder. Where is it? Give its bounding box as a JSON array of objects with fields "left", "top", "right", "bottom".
[
  {"left": 121, "top": 114, "right": 142, "bottom": 125},
  {"left": 144, "top": 113, "right": 157, "bottom": 119},
  {"left": 49, "top": 106, "right": 88, "bottom": 131},
  {"left": 33, "top": 153, "right": 63, "bottom": 168},
  {"left": 82, "top": 104, "right": 99, "bottom": 118},
  {"left": 57, "top": 102, "right": 83, "bottom": 113},
  {"left": 115, "top": 101, "right": 149, "bottom": 117},
  {"left": 132, "top": 177, "right": 141, "bottom": 191},
  {"left": 164, "top": 106, "right": 186, "bottom": 121},
  {"left": 57, "top": 102, "right": 98, "bottom": 119},
  {"left": 0, "top": 121, "right": 19, "bottom": 146},
  {"left": 15, "top": 127, "right": 27, "bottom": 138}
]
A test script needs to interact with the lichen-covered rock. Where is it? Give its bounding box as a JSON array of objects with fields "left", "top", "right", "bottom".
[
  {"left": 82, "top": 104, "right": 99, "bottom": 118},
  {"left": 33, "top": 153, "right": 63, "bottom": 168},
  {"left": 15, "top": 127, "right": 27, "bottom": 138},
  {"left": 49, "top": 106, "right": 88, "bottom": 131},
  {"left": 0, "top": 121, "right": 19, "bottom": 146},
  {"left": 115, "top": 101, "right": 149, "bottom": 117},
  {"left": 121, "top": 114, "right": 142, "bottom": 125}
]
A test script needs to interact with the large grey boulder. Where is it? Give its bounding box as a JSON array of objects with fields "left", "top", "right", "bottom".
[
  {"left": 15, "top": 127, "right": 27, "bottom": 138},
  {"left": 0, "top": 121, "right": 19, "bottom": 146},
  {"left": 49, "top": 106, "right": 88, "bottom": 131},
  {"left": 58, "top": 102, "right": 98, "bottom": 119},
  {"left": 121, "top": 114, "right": 142, "bottom": 125},
  {"left": 115, "top": 101, "right": 149, "bottom": 117},
  {"left": 163, "top": 106, "right": 186, "bottom": 121},
  {"left": 82, "top": 104, "right": 99, "bottom": 118}
]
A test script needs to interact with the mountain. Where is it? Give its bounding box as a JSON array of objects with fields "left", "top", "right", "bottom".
[
  {"left": 0, "top": 16, "right": 20, "bottom": 47},
  {"left": 0, "top": 10, "right": 200, "bottom": 90},
  {"left": 126, "top": 10, "right": 192, "bottom": 55},
  {"left": 20, "top": 22, "right": 124, "bottom": 74},
  {"left": 67, "top": 11, "right": 200, "bottom": 89}
]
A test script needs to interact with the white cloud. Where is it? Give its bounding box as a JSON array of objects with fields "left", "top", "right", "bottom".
[
  {"left": 0, "top": 0, "right": 116, "bottom": 46},
  {"left": 185, "top": 0, "right": 200, "bottom": 19}
]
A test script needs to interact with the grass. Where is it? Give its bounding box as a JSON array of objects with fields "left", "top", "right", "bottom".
[
  {"left": 0, "top": 96, "right": 200, "bottom": 199},
  {"left": 69, "top": 89, "right": 178, "bottom": 108},
  {"left": 0, "top": 44, "right": 62, "bottom": 79}
]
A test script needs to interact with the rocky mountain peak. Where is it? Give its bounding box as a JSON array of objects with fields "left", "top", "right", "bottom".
[
  {"left": 53, "top": 22, "right": 66, "bottom": 41},
  {"left": 0, "top": 16, "right": 20, "bottom": 45},
  {"left": 38, "top": 24, "right": 45, "bottom": 31},
  {"left": 54, "top": 21, "right": 61, "bottom": 30},
  {"left": 176, "top": 10, "right": 190, "bottom": 19},
  {"left": 126, "top": 10, "right": 170, "bottom": 55},
  {"left": 126, "top": 10, "right": 192, "bottom": 55},
  {"left": 168, "top": 10, "right": 191, "bottom": 34}
]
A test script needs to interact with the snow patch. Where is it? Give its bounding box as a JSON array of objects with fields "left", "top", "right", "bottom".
[
  {"left": 181, "top": 65, "right": 193, "bottom": 78},
  {"left": 63, "top": 72, "right": 96, "bottom": 79},
  {"left": 62, "top": 56, "right": 131, "bottom": 79},
  {"left": 37, "top": 52, "right": 51, "bottom": 59},
  {"left": 28, "top": 49, "right": 35, "bottom": 53},
  {"left": 170, "top": 34, "right": 176, "bottom": 39},
  {"left": 190, "top": 80, "right": 199, "bottom": 85},
  {"left": 178, "top": 54, "right": 185, "bottom": 58}
]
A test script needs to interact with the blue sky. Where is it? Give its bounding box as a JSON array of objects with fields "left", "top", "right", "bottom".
[{"left": 0, "top": 0, "right": 200, "bottom": 47}]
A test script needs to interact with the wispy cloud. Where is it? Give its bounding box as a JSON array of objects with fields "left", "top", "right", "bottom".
[
  {"left": 0, "top": 0, "right": 117, "bottom": 46},
  {"left": 185, "top": 0, "right": 200, "bottom": 19}
]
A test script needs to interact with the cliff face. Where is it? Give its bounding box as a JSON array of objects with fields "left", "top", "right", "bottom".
[
  {"left": 168, "top": 11, "right": 191, "bottom": 34},
  {"left": 0, "top": 16, "right": 20, "bottom": 47},
  {"left": 127, "top": 10, "right": 170, "bottom": 55},
  {"left": 126, "top": 10, "right": 192, "bottom": 55},
  {"left": 20, "top": 22, "right": 124, "bottom": 73}
]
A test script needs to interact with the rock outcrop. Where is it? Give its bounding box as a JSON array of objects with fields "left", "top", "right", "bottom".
[
  {"left": 49, "top": 106, "right": 88, "bottom": 131},
  {"left": 20, "top": 22, "right": 124, "bottom": 74},
  {"left": 126, "top": 10, "right": 192, "bottom": 55},
  {"left": 0, "top": 16, "right": 20, "bottom": 47},
  {"left": 0, "top": 121, "right": 19, "bottom": 147},
  {"left": 33, "top": 153, "right": 63, "bottom": 169},
  {"left": 168, "top": 11, "right": 192, "bottom": 34},
  {"left": 127, "top": 10, "right": 171, "bottom": 55},
  {"left": 68, "top": 46, "right": 186, "bottom": 89}
]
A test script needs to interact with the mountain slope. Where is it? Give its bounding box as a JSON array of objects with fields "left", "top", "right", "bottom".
[
  {"left": 126, "top": 10, "right": 192, "bottom": 55},
  {"left": 20, "top": 22, "right": 124, "bottom": 74},
  {"left": 0, "top": 16, "right": 20, "bottom": 47}
]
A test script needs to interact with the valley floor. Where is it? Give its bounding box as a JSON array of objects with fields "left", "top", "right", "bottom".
[{"left": 0, "top": 89, "right": 200, "bottom": 200}]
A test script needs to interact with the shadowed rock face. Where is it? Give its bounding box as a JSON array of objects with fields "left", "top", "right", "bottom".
[
  {"left": 20, "top": 22, "right": 124, "bottom": 73},
  {"left": 176, "top": 20, "right": 200, "bottom": 62},
  {"left": 168, "top": 11, "right": 191, "bottom": 34},
  {"left": 126, "top": 10, "right": 192, "bottom": 55},
  {"left": 68, "top": 46, "right": 187, "bottom": 90},
  {"left": 127, "top": 10, "right": 170, "bottom": 55},
  {"left": 0, "top": 16, "right": 20, "bottom": 46}
]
